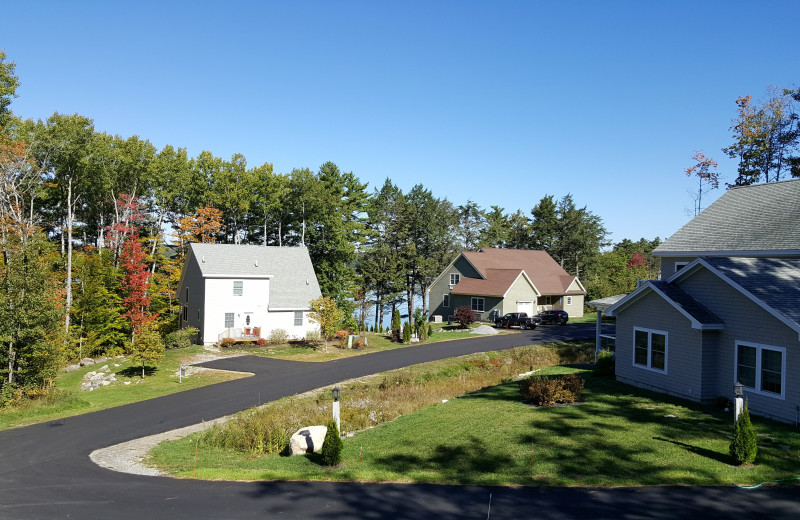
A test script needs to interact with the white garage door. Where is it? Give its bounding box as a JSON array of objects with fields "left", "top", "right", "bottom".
[{"left": 517, "top": 301, "right": 534, "bottom": 316}]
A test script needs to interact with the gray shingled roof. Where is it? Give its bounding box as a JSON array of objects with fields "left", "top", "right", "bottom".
[
  {"left": 704, "top": 257, "right": 800, "bottom": 329},
  {"left": 648, "top": 280, "right": 724, "bottom": 327},
  {"left": 188, "top": 243, "right": 322, "bottom": 309},
  {"left": 653, "top": 179, "right": 800, "bottom": 256}
]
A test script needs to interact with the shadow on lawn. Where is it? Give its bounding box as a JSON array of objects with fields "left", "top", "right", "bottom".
[
  {"left": 115, "top": 365, "right": 157, "bottom": 378},
  {"left": 653, "top": 436, "right": 731, "bottom": 465},
  {"left": 370, "top": 436, "right": 514, "bottom": 484}
]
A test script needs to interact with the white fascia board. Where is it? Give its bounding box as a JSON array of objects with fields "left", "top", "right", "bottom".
[
  {"left": 646, "top": 283, "right": 724, "bottom": 331},
  {"left": 605, "top": 283, "right": 650, "bottom": 317},
  {"left": 655, "top": 249, "right": 800, "bottom": 258},
  {"left": 176, "top": 247, "right": 194, "bottom": 297},
  {"left": 428, "top": 253, "right": 464, "bottom": 290},
  {"left": 503, "top": 270, "right": 541, "bottom": 298},
  {"left": 686, "top": 259, "right": 800, "bottom": 340},
  {"left": 203, "top": 274, "right": 274, "bottom": 279},
  {"left": 666, "top": 257, "right": 706, "bottom": 283}
]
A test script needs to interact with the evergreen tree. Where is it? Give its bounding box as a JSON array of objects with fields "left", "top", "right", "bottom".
[
  {"left": 321, "top": 419, "right": 343, "bottom": 466},
  {"left": 730, "top": 401, "right": 758, "bottom": 464},
  {"left": 391, "top": 309, "right": 401, "bottom": 343}
]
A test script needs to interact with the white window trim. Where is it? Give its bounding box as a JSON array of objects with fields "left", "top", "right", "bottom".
[
  {"left": 449, "top": 273, "right": 460, "bottom": 288},
  {"left": 224, "top": 312, "right": 235, "bottom": 328},
  {"left": 734, "top": 341, "right": 786, "bottom": 400},
  {"left": 443, "top": 294, "right": 450, "bottom": 308},
  {"left": 294, "top": 311, "right": 303, "bottom": 327},
  {"left": 233, "top": 280, "right": 243, "bottom": 296},
  {"left": 632, "top": 327, "right": 668, "bottom": 373},
  {"left": 674, "top": 261, "right": 688, "bottom": 272},
  {"left": 471, "top": 297, "right": 485, "bottom": 312},
  {"left": 566, "top": 296, "right": 573, "bottom": 305}
]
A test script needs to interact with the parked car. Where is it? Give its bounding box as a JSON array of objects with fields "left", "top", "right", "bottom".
[
  {"left": 494, "top": 312, "right": 541, "bottom": 330},
  {"left": 538, "top": 310, "right": 568, "bottom": 325}
]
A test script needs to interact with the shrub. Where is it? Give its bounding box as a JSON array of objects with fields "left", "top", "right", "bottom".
[
  {"left": 256, "top": 338, "right": 269, "bottom": 346},
  {"left": 519, "top": 374, "right": 584, "bottom": 406},
  {"left": 427, "top": 323, "right": 433, "bottom": 338},
  {"left": 391, "top": 310, "right": 402, "bottom": 342},
  {"left": 305, "top": 329, "right": 321, "bottom": 342},
  {"left": 220, "top": 337, "right": 236, "bottom": 348},
  {"left": 164, "top": 327, "right": 198, "bottom": 349},
  {"left": 419, "top": 321, "right": 428, "bottom": 341},
  {"left": 595, "top": 350, "right": 615, "bottom": 376},
  {"left": 321, "top": 419, "right": 343, "bottom": 466},
  {"left": 402, "top": 322, "right": 411, "bottom": 343},
  {"left": 730, "top": 401, "right": 757, "bottom": 465},
  {"left": 269, "top": 328, "right": 289, "bottom": 344},
  {"left": 454, "top": 306, "right": 476, "bottom": 328}
]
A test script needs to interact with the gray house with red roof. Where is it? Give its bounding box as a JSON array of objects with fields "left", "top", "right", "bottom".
[
  {"left": 606, "top": 179, "right": 800, "bottom": 423},
  {"left": 427, "top": 248, "right": 586, "bottom": 322}
]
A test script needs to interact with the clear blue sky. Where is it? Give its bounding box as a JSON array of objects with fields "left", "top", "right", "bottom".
[{"left": 4, "top": 1, "right": 799, "bottom": 244}]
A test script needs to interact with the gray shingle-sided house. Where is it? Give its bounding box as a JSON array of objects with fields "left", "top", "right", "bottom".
[
  {"left": 606, "top": 179, "right": 800, "bottom": 423},
  {"left": 427, "top": 248, "right": 586, "bottom": 322},
  {"left": 177, "top": 243, "right": 322, "bottom": 345}
]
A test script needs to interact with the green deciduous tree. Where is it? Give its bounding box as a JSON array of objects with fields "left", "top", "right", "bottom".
[
  {"left": 685, "top": 150, "right": 720, "bottom": 216},
  {"left": 308, "top": 296, "right": 344, "bottom": 352},
  {"left": 128, "top": 322, "right": 164, "bottom": 378},
  {"left": 0, "top": 50, "right": 19, "bottom": 128}
]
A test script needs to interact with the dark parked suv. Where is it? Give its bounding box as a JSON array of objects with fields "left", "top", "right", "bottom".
[{"left": 538, "top": 310, "right": 568, "bottom": 325}]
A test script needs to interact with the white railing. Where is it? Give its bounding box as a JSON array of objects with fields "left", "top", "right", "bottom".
[
  {"left": 600, "top": 334, "right": 616, "bottom": 351},
  {"left": 218, "top": 327, "right": 261, "bottom": 342}
]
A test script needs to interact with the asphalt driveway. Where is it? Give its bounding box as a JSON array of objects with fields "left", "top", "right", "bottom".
[{"left": 1, "top": 323, "right": 798, "bottom": 519}]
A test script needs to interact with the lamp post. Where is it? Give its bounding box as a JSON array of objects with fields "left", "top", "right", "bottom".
[
  {"left": 332, "top": 387, "right": 341, "bottom": 433},
  {"left": 733, "top": 381, "right": 744, "bottom": 423}
]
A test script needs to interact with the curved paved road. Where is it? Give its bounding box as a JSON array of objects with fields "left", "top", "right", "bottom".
[{"left": 1, "top": 324, "right": 798, "bottom": 519}]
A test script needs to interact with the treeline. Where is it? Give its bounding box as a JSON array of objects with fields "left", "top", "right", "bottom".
[{"left": 0, "top": 50, "right": 643, "bottom": 400}]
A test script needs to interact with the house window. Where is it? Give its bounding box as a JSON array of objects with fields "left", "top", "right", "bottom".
[
  {"left": 471, "top": 297, "right": 485, "bottom": 312},
  {"left": 443, "top": 294, "right": 450, "bottom": 308},
  {"left": 674, "top": 262, "right": 688, "bottom": 272},
  {"left": 294, "top": 311, "right": 303, "bottom": 326},
  {"left": 182, "top": 306, "right": 188, "bottom": 321},
  {"left": 233, "top": 281, "right": 243, "bottom": 296},
  {"left": 185, "top": 287, "right": 189, "bottom": 303},
  {"left": 633, "top": 327, "right": 667, "bottom": 372},
  {"left": 224, "top": 312, "right": 234, "bottom": 328},
  {"left": 736, "top": 342, "right": 785, "bottom": 398},
  {"left": 566, "top": 296, "right": 573, "bottom": 305},
  {"left": 197, "top": 310, "right": 201, "bottom": 320},
  {"left": 449, "top": 273, "right": 460, "bottom": 287}
]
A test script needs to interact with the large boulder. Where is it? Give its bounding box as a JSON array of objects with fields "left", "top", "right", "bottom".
[{"left": 288, "top": 425, "right": 328, "bottom": 456}]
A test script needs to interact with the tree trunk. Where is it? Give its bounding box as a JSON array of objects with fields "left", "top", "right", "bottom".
[
  {"left": 7, "top": 342, "right": 14, "bottom": 384},
  {"left": 65, "top": 177, "right": 74, "bottom": 334}
]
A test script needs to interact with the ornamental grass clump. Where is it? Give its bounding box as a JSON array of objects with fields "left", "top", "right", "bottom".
[{"left": 730, "top": 401, "right": 757, "bottom": 465}]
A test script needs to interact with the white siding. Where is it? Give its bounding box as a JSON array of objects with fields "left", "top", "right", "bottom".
[
  {"left": 265, "top": 310, "right": 319, "bottom": 340},
  {"left": 203, "top": 278, "right": 270, "bottom": 343}
]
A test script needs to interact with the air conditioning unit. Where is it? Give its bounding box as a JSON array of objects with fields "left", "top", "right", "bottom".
[{"left": 432, "top": 315, "right": 442, "bottom": 323}]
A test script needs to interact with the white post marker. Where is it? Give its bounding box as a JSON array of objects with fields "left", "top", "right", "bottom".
[
  {"left": 733, "top": 381, "right": 744, "bottom": 423},
  {"left": 180, "top": 364, "right": 186, "bottom": 384},
  {"left": 332, "top": 387, "right": 341, "bottom": 433}
]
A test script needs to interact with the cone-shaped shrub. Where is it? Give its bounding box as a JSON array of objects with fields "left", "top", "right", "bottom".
[
  {"left": 729, "top": 400, "right": 757, "bottom": 465},
  {"left": 402, "top": 321, "right": 411, "bottom": 343},
  {"left": 321, "top": 420, "right": 343, "bottom": 466}
]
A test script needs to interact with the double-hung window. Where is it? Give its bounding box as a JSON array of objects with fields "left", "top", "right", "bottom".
[
  {"left": 294, "top": 311, "right": 303, "bottom": 326},
  {"left": 449, "top": 273, "right": 460, "bottom": 287},
  {"left": 471, "top": 297, "right": 485, "bottom": 312},
  {"left": 736, "top": 342, "right": 785, "bottom": 398},
  {"left": 633, "top": 327, "right": 667, "bottom": 372},
  {"left": 224, "top": 312, "right": 234, "bottom": 328},
  {"left": 443, "top": 294, "right": 450, "bottom": 308},
  {"left": 233, "top": 281, "right": 243, "bottom": 296}
]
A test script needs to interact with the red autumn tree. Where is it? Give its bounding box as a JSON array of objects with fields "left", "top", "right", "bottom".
[{"left": 120, "top": 231, "right": 154, "bottom": 340}]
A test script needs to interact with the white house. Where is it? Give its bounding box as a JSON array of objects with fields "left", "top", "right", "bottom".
[{"left": 177, "top": 243, "right": 322, "bottom": 345}]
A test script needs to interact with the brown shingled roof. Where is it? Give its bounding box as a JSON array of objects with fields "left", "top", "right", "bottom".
[{"left": 459, "top": 248, "right": 585, "bottom": 295}]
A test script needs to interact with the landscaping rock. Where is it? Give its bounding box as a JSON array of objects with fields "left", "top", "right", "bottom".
[
  {"left": 64, "top": 364, "right": 80, "bottom": 373},
  {"left": 470, "top": 325, "right": 499, "bottom": 335},
  {"left": 288, "top": 425, "right": 328, "bottom": 455},
  {"left": 80, "top": 358, "right": 96, "bottom": 366},
  {"left": 80, "top": 367, "right": 119, "bottom": 391}
]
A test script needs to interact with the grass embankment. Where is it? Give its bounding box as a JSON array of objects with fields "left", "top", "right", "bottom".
[
  {"left": 0, "top": 345, "right": 248, "bottom": 430},
  {"left": 149, "top": 343, "right": 800, "bottom": 487}
]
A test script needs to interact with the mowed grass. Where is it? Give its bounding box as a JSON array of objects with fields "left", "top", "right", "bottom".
[
  {"left": 0, "top": 345, "right": 248, "bottom": 430},
  {"left": 221, "top": 323, "right": 506, "bottom": 362},
  {"left": 149, "top": 365, "right": 800, "bottom": 487}
]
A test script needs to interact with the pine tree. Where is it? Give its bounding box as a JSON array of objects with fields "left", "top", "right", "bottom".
[
  {"left": 391, "top": 309, "right": 401, "bottom": 343},
  {"left": 402, "top": 321, "right": 411, "bottom": 343},
  {"left": 730, "top": 401, "right": 757, "bottom": 464}
]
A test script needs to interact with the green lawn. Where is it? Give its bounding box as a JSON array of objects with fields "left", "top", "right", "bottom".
[
  {"left": 149, "top": 366, "right": 800, "bottom": 487},
  {"left": 220, "top": 323, "right": 506, "bottom": 362},
  {"left": 0, "top": 345, "right": 248, "bottom": 430}
]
